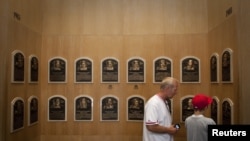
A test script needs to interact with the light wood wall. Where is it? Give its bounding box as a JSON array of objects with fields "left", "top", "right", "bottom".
[
  {"left": 236, "top": 0, "right": 250, "bottom": 124},
  {"left": 1, "top": 0, "right": 42, "bottom": 141},
  {"left": 0, "top": 0, "right": 9, "bottom": 140},
  {"left": 207, "top": 0, "right": 239, "bottom": 124},
  {"left": 1, "top": 0, "right": 245, "bottom": 141},
  {"left": 40, "top": 34, "right": 209, "bottom": 141},
  {"left": 41, "top": 1, "right": 215, "bottom": 141},
  {"left": 208, "top": 16, "right": 239, "bottom": 123},
  {"left": 42, "top": 0, "right": 208, "bottom": 34}
]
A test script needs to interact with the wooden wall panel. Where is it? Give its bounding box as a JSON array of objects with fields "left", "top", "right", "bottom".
[
  {"left": 42, "top": 0, "right": 208, "bottom": 35},
  {"left": 208, "top": 15, "right": 239, "bottom": 124},
  {"left": 123, "top": 0, "right": 165, "bottom": 34},
  {"left": 2, "top": 0, "right": 242, "bottom": 141},
  {"left": 82, "top": 0, "right": 124, "bottom": 35},
  {"left": 0, "top": 0, "right": 8, "bottom": 140},
  {"left": 40, "top": 33, "right": 208, "bottom": 141},
  {"left": 207, "top": 0, "right": 238, "bottom": 31},
  {"left": 163, "top": 0, "right": 208, "bottom": 33},
  {"left": 6, "top": 17, "right": 42, "bottom": 141},
  {"left": 237, "top": 0, "right": 250, "bottom": 124},
  {"left": 3, "top": 0, "right": 43, "bottom": 141},
  {"left": 10, "top": 0, "right": 42, "bottom": 32}
]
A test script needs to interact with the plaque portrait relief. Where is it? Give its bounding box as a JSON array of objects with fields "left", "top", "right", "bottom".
[
  {"left": 210, "top": 54, "right": 219, "bottom": 83},
  {"left": 181, "top": 96, "right": 194, "bottom": 122},
  {"left": 12, "top": 50, "right": 25, "bottom": 83},
  {"left": 28, "top": 96, "right": 38, "bottom": 126},
  {"left": 127, "top": 58, "right": 145, "bottom": 83},
  {"left": 222, "top": 99, "right": 233, "bottom": 125},
  {"left": 210, "top": 97, "right": 219, "bottom": 124},
  {"left": 75, "top": 58, "right": 93, "bottom": 83},
  {"left": 127, "top": 96, "right": 145, "bottom": 121},
  {"left": 181, "top": 57, "right": 200, "bottom": 83},
  {"left": 101, "top": 96, "right": 119, "bottom": 121},
  {"left": 222, "top": 49, "right": 233, "bottom": 82},
  {"left": 75, "top": 96, "right": 93, "bottom": 121},
  {"left": 11, "top": 97, "right": 24, "bottom": 133},
  {"left": 48, "top": 96, "right": 67, "bottom": 121},
  {"left": 49, "top": 58, "right": 67, "bottom": 83},
  {"left": 29, "top": 56, "right": 39, "bottom": 83},
  {"left": 101, "top": 58, "right": 119, "bottom": 83},
  {"left": 154, "top": 57, "right": 172, "bottom": 83}
]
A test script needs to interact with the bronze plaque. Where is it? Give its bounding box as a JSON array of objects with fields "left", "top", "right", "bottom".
[
  {"left": 127, "top": 97, "right": 144, "bottom": 121},
  {"left": 222, "top": 101, "right": 231, "bottom": 124},
  {"left": 182, "top": 97, "right": 194, "bottom": 122},
  {"left": 210, "top": 56, "right": 218, "bottom": 82},
  {"left": 30, "top": 56, "right": 39, "bottom": 82},
  {"left": 182, "top": 58, "right": 199, "bottom": 82},
  {"left": 75, "top": 97, "right": 92, "bottom": 120},
  {"left": 13, "top": 99, "right": 24, "bottom": 131},
  {"left": 222, "top": 51, "right": 231, "bottom": 82},
  {"left": 49, "top": 97, "right": 66, "bottom": 121},
  {"left": 154, "top": 58, "right": 172, "bottom": 82},
  {"left": 13, "top": 52, "right": 24, "bottom": 82},
  {"left": 102, "top": 59, "right": 118, "bottom": 82},
  {"left": 29, "top": 97, "right": 38, "bottom": 124},
  {"left": 49, "top": 59, "right": 66, "bottom": 82},
  {"left": 128, "top": 59, "right": 144, "bottom": 82},
  {"left": 211, "top": 98, "right": 218, "bottom": 124},
  {"left": 75, "top": 59, "right": 92, "bottom": 82},
  {"left": 101, "top": 97, "right": 118, "bottom": 121}
]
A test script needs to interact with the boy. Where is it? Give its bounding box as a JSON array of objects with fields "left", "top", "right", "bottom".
[{"left": 185, "top": 93, "right": 216, "bottom": 141}]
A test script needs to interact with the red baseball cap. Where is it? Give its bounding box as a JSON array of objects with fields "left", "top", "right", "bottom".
[{"left": 192, "top": 93, "right": 213, "bottom": 110}]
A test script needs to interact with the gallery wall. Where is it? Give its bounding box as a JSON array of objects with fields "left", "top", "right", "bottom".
[
  {"left": 1, "top": 0, "right": 243, "bottom": 141},
  {"left": 39, "top": 1, "right": 238, "bottom": 141},
  {"left": 2, "top": 0, "right": 42, "bottom": 141}
]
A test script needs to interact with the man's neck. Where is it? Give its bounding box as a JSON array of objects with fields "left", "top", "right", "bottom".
[
  {"left": 194, "top": 110, "right": 204, "bottom": 115},
  {"left": 157, "top": 92, "right": 168, "bottom": 100}
]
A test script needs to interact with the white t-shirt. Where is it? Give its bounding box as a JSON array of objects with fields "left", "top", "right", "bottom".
[
  {"left": 143, "top": 95, "right": 173, "bottom": 141},
  {"left": 185, "top": 114, "right": 216, "bottom": 141}
]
